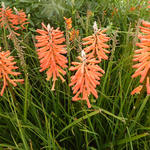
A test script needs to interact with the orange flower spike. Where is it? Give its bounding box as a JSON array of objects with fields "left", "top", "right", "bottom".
[
  {"left": 64, "top": 17, "right": 72, "bottom": 30},
  {"left": 35, "top": 23, "right": 68, "bottom": 91},
  {"left": 69, "top": 50, "right": 104, "bottom": 108},
  {"left": 82, "top": 21, "right": 110, "bottom": 62},
  {"left": 69, "top": 28, "right": 79, "bottom": 41},
  {"left": 12, "top": 7, "right": 29, "bottom": 30},
  {"left": 0, "top": 49, "right": 24, "bottom": 96},
  {"left": 132, "top": 20, "right": 150, "bottom": 95},
  {"left": 0, "top": 3, "right": 14, "bottom": 28},
  {"left": 0, "top": 3, "right": 28, "bottom": 36}
]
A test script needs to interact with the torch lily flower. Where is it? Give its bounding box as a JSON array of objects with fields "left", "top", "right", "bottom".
[
  {"left": 0, "top": 3, "right": 28, "bottom": 32},
  {"left": 12, "top": 7, "right": 29, "bottom": 30},
  {"left": 64, "top": 17, "right": 72, "bottom": 30},
  {"left": 131, "top": 20, "right": 150, "bottom": 95},
  {"left": 35, "top": 23, "right": 68, "bottom": 90},
  {"left": 82, "top": 22, "right": 110, "bottom": 62},
  {"left": 69, "top": 51, "right": 105, "bottom": 108},
  {"left": 0, "top": 49, "right": 24, "bottom": 96},
  {"left": 0, "top": 4, "right": 14, "bottom": 29}
]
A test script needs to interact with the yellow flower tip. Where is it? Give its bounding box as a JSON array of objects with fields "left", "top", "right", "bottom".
[
  {"left": 51, "top": 87, "right": 55, "bottom": 91},
  {"left": 46, "top": 77, "right": 50, "bottom": 81},
  {"left": 61, "top": 78, "right": 65, "bottom": 83},
  {"left": 64, "top": 17, "right": 72, "bottom": 30},
  {"left": 131, "top": 85, "right": 143, "bottom": 95}
]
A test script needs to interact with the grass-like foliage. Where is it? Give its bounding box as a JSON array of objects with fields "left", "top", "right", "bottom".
[{"left": 0, "top": 0, "right": 150, "bottom": 150}]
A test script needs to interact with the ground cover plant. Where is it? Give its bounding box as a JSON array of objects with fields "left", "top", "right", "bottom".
[{"left": 0, "top": 0, "right": 150, "bottom": 149}]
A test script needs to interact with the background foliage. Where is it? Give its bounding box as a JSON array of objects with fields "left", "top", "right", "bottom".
[{"left": 0, "top": 0, "right": 150, "bottom": 149}]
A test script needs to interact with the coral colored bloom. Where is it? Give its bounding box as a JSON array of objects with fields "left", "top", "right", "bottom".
[
  {"left": 0, "top": 3, "right": 28, "bottom": 34},
  {"left": 12, "top": 8, "right": 29, "bottom": 30},
  {"left": 82, "top": 22, "right": 110, "bottom": 62},
  {"left": 132, "top": 20, "right": 150, "bottom": 95},
  {"left": 131, "top": 85, "right": 143, "bottom": 95},
  {"left": 69, "top": 55, "right": 105, "bottom": 108},
  {"left": 64, "top": 17, "right": 72, "bottom": 30},
  {"left": 0, "top": 6, "right": 14, "bottom": 28},
  {"left": 35, "top": 23, "right": 68, "bottom": 90},
  {"left": 0, "top": 49, "right": 24, "bottom": 96}
]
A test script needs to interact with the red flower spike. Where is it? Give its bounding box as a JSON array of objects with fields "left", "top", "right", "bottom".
[
  {"left": 0, "top": 49, "right": 24, "bottom": 96},
  {"left": 132, "top": 20, "right": 150, "bottom": 95},
  {"left": 69, "top": 55, "right": 104, "bottom": 108},
  {"left": 82, "top": 22, "right": 110, "bottom": 62},
  {"left": 35, "top": 23, "right": 68, "bottom": 90}
]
